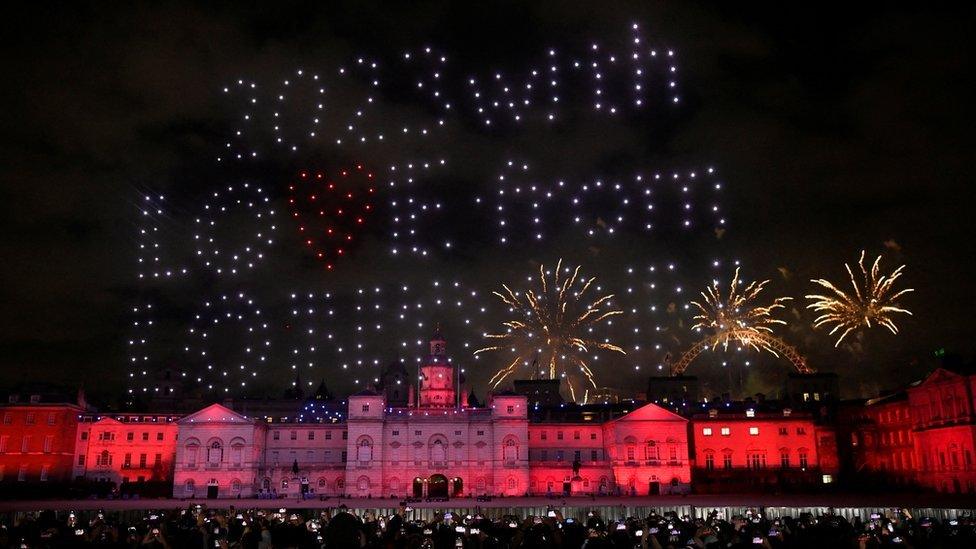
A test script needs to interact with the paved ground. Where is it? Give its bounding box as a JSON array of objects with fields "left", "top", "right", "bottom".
[{"left": 1, "top": 494, "right": 974, "bottom": 512}]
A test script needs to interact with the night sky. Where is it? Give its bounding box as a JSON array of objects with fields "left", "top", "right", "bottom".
[{"left": 1, "top": 2, "right": 973, "bottom": 403}]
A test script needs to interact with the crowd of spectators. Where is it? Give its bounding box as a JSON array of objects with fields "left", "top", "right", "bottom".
[{"left": 1, "top": 505, "right": 973, "bottom": 548}]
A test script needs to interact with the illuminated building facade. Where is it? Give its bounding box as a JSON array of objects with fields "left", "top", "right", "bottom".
[
  {"left": 0, "top": 391, "right": 82, "bottom": 484},
  {"left": 72, "top": 413, "right": 180, "bottom": 486},
  {"left": 690, "top": 406, "right": 829, "bottom": 493},
  {"left": 2, "top": 343, "right": 974, "bottom": 498},
  {"left": 905, "top": 367, "right": 976, "bottom": 493}
]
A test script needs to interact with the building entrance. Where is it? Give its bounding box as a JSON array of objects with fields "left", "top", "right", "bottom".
[{"left": 428, "top": 474, "right": 448, "bottom": 498}]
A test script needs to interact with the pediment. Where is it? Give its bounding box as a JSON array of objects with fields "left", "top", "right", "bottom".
[
  {"left": 611, "top": 402, "right": 687, "bottom": 423},
  {"left": 390, "top": 441, "right": 402, "bottom": 449},
  {"left": 452, "top": 441, "right": 464, "bottom": 448},
  {"left": 412, "top": 441, "right": 424, "bottom": 448},
  {"left": 475, "top": 441, "right": 487, "bottom": 448},
  {"left": 920, "top": 368, "right": 963, "bottom": 386},
  {"left": 178, "top": 403, "right": 251, "bottom": 425}
]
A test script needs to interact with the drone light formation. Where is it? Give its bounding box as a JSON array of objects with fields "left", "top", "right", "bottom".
[
  {"left": 806, "top": 250, "right": 914, "bottom": 347},
  {"left": 475, "top": 259, "right": 625, "bottom": 402}
]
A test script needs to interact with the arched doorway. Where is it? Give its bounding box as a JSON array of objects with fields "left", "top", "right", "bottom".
[
  {"left": 428, "top": 474, "right": 448, "bottom": 498},
  {"left": 451, "top": 476, "right": 463, "bottom": 497},
  {"left": 413, "top": 477, "right": 424, "bottom": 498}
]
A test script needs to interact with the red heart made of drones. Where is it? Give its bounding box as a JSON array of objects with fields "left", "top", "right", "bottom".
[{"left": 287, "top": 165, "right": 377, "bottom": 270}]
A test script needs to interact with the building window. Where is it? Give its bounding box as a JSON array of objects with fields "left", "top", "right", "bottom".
[
  {"left": 127, "top": 432, "right": 134, "bottom": 441},
  {"left": 796, "top": 427, "right": 806, "bottom": 435},
  {"left": 184, "top": 479, "right": 195, "bottom": 494},
  {"left": 208, "top": 441, "right": 223, "bottom": 464},
  {"left": 746, "top": 409, "right": 755, "bottom": 418},
  {"left": 308, "top": 431, "right": 315, "bottom": 440},
  {"left": 392, "top": 430, "right": 399, "bottom": 436},
  {"left": 720, "top": 427, "right": 730, "bottom": 436},
  {"left": 273, "top": 431, "right": 280, "bottom": 441},
  {"left": 77, "top": 454, "right": 85, "bottom": 466},
  {"left": 507, "top": 405, "right": 514, "bottom": 413},
  {"left": 749, "top": 427, "right": 760, "bottom": 436},
  {"left": 799, "top": 451, "right": 808, "bottom": 469},
  {"left": 290, "top": 431, "right": 297, "bottom": 441},
  {"left": 626, "top": 447, "right": 635, "bottom": 461},
  {"left": 40, "top": 466, "right": 50, "bottom": 481},
  {"left": 591, "top": 433, "right": 597, "bottom": 440},
  {"left": 2, "top": 413, "right": 10, "bottom": 425},
  {"left": 156, "top": 432, "right": 164, "bottom": 441},
  {"left": 80, "top": 431, "right": 88, "bottom": 441},
  {"left": 0, "top": 435, "right": 8, "bottom": 453},
  {"left": 362, "top": 404, "right": 370, "bottom": 413},
  {"left": 557, "top": 431, "right": 564, "bottom": 440},
  {"left": 749, "top": 453, "right": 765, "bottom": 470},
  {"left": 97, "top": 450, "right": 111, "bottom": 466},
  {"left": 142, "top": 432, "right": 149, "bottom": 441},
  {"left": 778, "top": 427, "right": 788, "bottom": 435},
  {"left": 477, "top": 430, "right": 485, "bottom": 436},
  {"left": 154, "top": 454, "right": 162, "bottom": 467},
  {"left": 540, "top": 431, "right": 548, "bottom": 440},
  {"left": 591, "top": 450, "right": 598, "bottom": 461},
  {"left": 540, "top": 450, "right": 548, "bottom": 461},
  {"left": 454, "top": 431, "right": 462, "bottom": 436},
  {"left": 723, "top": 453, "right": 733, "bottom": 470},
  {"left": 415, "top": 430, "right": 422, "bottom": 436},
  {"left": 702, "top": 428, "right": 713, "bottom": 436},
  {"left": 25, "top": 413, "right": 34, "bottom": 425},
  {"left": 325, "top": 432, "right": 332, "bottom": 440},
  {"left": 780, "top": 451, "right": 790, "bottom": 468},
  {"left": 341, "top": 431, "right": 347, "bottom": 440},
  {"left": 47, "top": 413, "right": 56, "bottom": 425},
  {"left": 138, "top": 454, "right": 146, "bottom": 468},
  {"left": 704, "top": 453, "right": 714, "bottom": 470},
  {"left": 573, "top": 431, "right": 580, "bottom": 440},
  {"left": 18, "top": 465, "right": 28, "bottom": 481},
  {"left": 21, "top": 436, "right": 31, "bottom": 453},
  {"left": 43, "top": 435, "right": 53, "bottom": 453},
  {"left": 124, "top": 453, "right": 132, "bottom": 468}
]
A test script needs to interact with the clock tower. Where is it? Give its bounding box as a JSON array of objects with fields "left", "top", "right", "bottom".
[{"left": 418, "top": 327, "right": 455, "bottom": 408}]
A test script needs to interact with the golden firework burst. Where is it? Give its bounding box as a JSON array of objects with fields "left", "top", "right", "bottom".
[
  {"left": 806, "top": 250, "right": 913, "bottom": 346},
  {"left": 475, "top": 259, "right": 625, "bottom": 402},
  {"left": 691, "top": 267, "right": 792, "bottom": 351}
]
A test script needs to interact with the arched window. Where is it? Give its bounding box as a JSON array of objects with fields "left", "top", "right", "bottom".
[
  {"left": 281, "top": 478, "right": 289, "bottom": 490},
  {"left": 317, "top": 477, "right": 328, "bottom": 488},
  {"left": 357, "top": 476, "right": 370, "bottom": 492},
  {"left": 336, "top": 478, "right": 344, "bottom": 491},
  {"left": 503, "top": 437, "right": 518, "bottom": 461},
  {"left": 507, "top": 477, "right": 517, "bottom": 490},
  {"left": 184, "top": 479, "right": 195, "bottom": 494},
  {"left": 388, "top": 477, "right": 400, "bottom": 491},
  {"left": 231, "top": 479, "right": 242, "bottom": 493},
  {"left": 356, "top": 437, "right": 373, "bottom": 464},
  {"left": 207, "top": 441, "right": 222, "bottom": 465}
]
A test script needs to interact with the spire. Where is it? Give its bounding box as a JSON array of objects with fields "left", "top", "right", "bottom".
[{"left": 314, "top": 380, "right": 332, "bottom": 401}]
